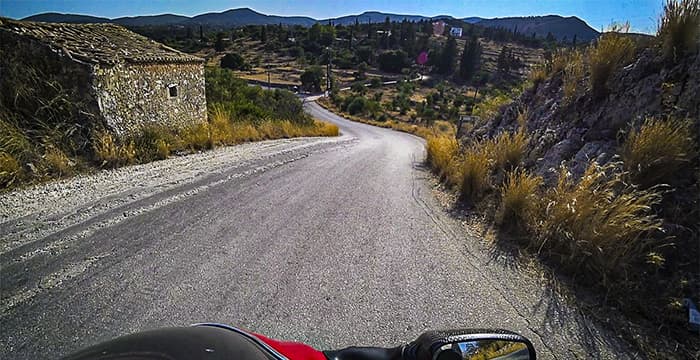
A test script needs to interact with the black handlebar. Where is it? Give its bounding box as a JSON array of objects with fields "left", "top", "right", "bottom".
[{"left": 323, "top": 346, "right": 405, "bottom": 360}]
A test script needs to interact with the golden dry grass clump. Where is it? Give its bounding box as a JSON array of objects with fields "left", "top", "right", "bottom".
[
  {"left": 426, "top": 129, "right": 528, "bottom": 203},
  {"left": 531, "top": 162, "right": 664, "bottom": 279},
  {"left": 588, "top": 24, "right": 637, "bottom": 97},
  {"left": 92, "top": 131, "right": 136, "bottom": 168},
  {"left": 487, "top": 130, "right": 529, "bottom": 171},
  {"left": 658, "top": 0, "right": 700, "bottom": 63},
  {"left": 459, "top": 142, "right": 492, "bottom": 202},
  {"left": 426, "top": 135, "right": 462, "bottom": 186},
  {"left": 498, "top": 168, "right": 542, "bottom": 229},
  {"left": 622, "top": 116, "right": 697, "bottom": 187}
]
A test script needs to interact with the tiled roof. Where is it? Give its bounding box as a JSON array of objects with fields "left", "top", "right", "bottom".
[{"left": 0, "top": 18, "right": 203, "bottom": 65}]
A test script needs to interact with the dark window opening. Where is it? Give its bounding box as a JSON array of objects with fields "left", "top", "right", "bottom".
[{"left": 168, "top": 85, "right": 178, "bottom": 98}]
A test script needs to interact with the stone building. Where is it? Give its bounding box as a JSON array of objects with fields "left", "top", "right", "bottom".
[{"left": 0, "top": 18, "right": 207, "bottom": 136}]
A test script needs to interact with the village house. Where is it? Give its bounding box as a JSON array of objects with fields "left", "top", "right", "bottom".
[{"left": 0, "top": 18, "right": 207, "bottom": 137}]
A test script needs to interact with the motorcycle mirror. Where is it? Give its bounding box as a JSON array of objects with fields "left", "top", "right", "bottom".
[{"left": 423, "top": 330, "right": 536, "bottom": 360}]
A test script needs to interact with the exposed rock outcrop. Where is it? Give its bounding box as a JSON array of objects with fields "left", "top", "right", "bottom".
[{"left": 465, "top": 48, "right": 700, "bottom": 184}]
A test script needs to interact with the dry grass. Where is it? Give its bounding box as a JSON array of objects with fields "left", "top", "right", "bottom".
[
  {"left": 528, "top": 63, "right": 548, "bottom": 86},
  {"left": 487, "top": 130, "right": 529, "bottom": 171},
  {"left": 92, "top": 131, "right": 136, "bottom": 168},
  {"left": 313, "top": 120, "right": 341, "bottom": 136},
  {"left": 516, "top": 107, "right": 529, "bottom": 129},
  {"left": 459, "top": 143, "right": 492, "bottom": 203},
  {"left": 658, "top": 0, "right": 700, "bottom": 63},
  {"left": 531, "top": 162, "right": 664, "bottom": 280},
  {"left": 588, "top": 26, "right": 637, "bottom": 97},
  {"left": 426, "top": 129, "right": 527, "bottom": 203},
  {"left": 0, "top": 119, "right": 32, "bottom": 160},
  {"left": 472, "top": 93, "right": 513, "bottom": 121},
  {"left": 498, "top": 168, "right": 542, "bottom": 229},
  {"left": 155, "top": 139, "right": 170, "bottom": 160},
  {"left": 550, "top": 48, "right": 576, "bottom": 74},
  {"left": 0, "top": 152, "right": 21, "bottom": 187},
  {"left": 622, "top": 116, "right": 697, "bottom": 187},
  {"left": 562, "top": 50, "right": 585, "bottom": 101},
  {"left": 426, "top": 135, "right": 462, "bottom": 186},
  {"left": 42, "top": 146, "right": 73, "bottom": 177}
]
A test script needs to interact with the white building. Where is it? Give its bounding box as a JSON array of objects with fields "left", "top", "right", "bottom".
[{"left": 449, "top": 27, "right": 463, "bottom": 37}]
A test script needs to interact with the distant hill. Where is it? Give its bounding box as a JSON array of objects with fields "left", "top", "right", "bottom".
[
  {"left": 22, "top": 12, "right": 111, "bottom": 23},
  {"left": 462, "top": 17, "right": 485, "bottom": 24},
  {"left": 19, "top": 8, "right": 599, "bottom": 42},
  {"left": 471, "top": 15, "right": 599, "bottom": 42},
  {"left": 113, "top": 14, "right": 189, "bottom": 27},
  {"left": 325, "top": 11, "right": 454, "bottom": 25},
  {"left": 189, "top": 8, "right": 316, "bottom": 26}
]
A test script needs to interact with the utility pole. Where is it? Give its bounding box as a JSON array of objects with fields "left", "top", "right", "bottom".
[
  {"left": 267, "top": 65, "right": 271, "bottom": 90},
  {"left": 456, "top": 87, "right": 479, "bottom": 139},
  {"left": 326, "top": 47, "right": 332, "bottom": 94}
]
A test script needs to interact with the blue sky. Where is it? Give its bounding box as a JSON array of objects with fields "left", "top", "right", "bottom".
[{"left": 0, "top": 0, "right": 664, "bottom": 33}]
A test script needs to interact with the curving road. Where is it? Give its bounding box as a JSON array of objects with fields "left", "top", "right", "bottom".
[{"left": 1, "top": 101, "right": 632, "bottom": 359}]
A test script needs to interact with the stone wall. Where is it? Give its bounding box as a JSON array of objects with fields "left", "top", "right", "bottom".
[{"left": 93, "top": 62, "right": 207, "bottom": 136}]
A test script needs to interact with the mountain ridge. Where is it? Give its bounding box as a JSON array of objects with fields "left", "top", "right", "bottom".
[{"left": 20, "top": 8, "right": 599, "bottom": 41}]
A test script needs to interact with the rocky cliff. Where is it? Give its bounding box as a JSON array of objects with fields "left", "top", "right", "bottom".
[{"left": 467, "top": 48, "right": 699, "bottom": 185}]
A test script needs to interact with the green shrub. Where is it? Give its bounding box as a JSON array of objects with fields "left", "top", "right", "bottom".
[
  {"left": 658, "top": 0, "right": 700, "bottom": 63},
  {"left": 347, "top": 97, "right": 367, "bottom": 115},
  {"left": 472, "top": 92, "right": 513, "bottom": 120},
  {"left": 220, "top": 53, "right": 251, "bottom": 70}
]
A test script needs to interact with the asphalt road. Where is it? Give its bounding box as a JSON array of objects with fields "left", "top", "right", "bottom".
[{"left": 0, "top": 101, "right": 634, "bottom": 359}]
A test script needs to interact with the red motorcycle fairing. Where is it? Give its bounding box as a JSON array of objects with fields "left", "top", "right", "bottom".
[{"left": 251, "top": 332, "right": 328, "bottom": 360}]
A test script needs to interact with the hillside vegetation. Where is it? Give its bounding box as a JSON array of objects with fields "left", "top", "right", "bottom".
[{"left": 427, "top": 1, "right": 699, "bottom": 358}]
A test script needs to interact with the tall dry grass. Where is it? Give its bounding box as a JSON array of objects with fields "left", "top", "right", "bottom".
[
  {"left": 426, "top": 135, "right": 462, "bottom": 186},
  {"left": 487, "top": 130, "right": 529, "bottom": 171},
  {"left": 622, "top": 116, "right": 697, "bottom": 187},
  {"left": 498, "top": 169, "right": 542, "bottom": 229},
  {"left": 0, "top": 152, "right": 21, "bottom": 187},
  {"left": 658, "top": 0, "right": 700, "bottom": 63},
  {"left": 42, "top": 146, "right": 73, "bottom": 176},
  {"left": 459, "top": 143, "right": 492, "bottom": 202},
  {"left": 426, "top": 129, "right": 528, "bottom": 203},
  {"left": 92, "top": 131, "right": 136, "bottom": 168},
  {"left": 531, "top": 162, "right": 664, "bottom": 280},
  {"left": 588, "top": 24, "right": 637, "bottom": 97},
  {"left": 562, "top": 50, "right": 585, "bottom": 101}
]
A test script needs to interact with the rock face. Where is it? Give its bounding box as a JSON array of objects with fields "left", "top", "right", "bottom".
[
  {"left": 464, "top": 48, "right": 700, "bottom": 184},
  {"left": 0, "top": 18, "right": 207, "bottom": 137}
]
